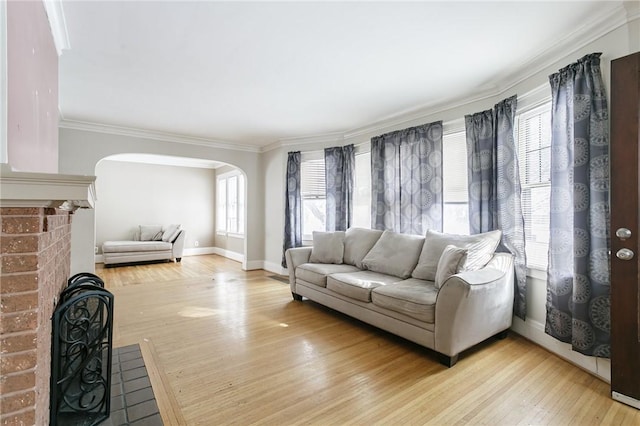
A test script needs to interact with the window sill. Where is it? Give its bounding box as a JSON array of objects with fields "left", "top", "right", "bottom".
[{"left": 527, "top": 267, "right": 547, "bottom": 281}]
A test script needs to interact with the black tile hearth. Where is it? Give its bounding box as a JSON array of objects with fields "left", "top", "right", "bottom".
[{"left": 103, "top": 344, "right": 163, "bottom": 426}]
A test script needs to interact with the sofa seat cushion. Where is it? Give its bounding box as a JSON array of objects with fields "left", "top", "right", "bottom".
[
  {"left": 103, "top": 240, "right": 172, "bottom": 253},
  {"left": 296, "top": 263, "right": 360, "bottom": 288},
  {"left": 327, "top": 271, "right": 399, "bottom": 302},
  {"left": 371, "top": 278, "right": 438, "bottom": 323}
]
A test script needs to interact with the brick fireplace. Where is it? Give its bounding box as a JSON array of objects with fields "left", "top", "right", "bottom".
[{"left": 0, "top": 167, "right": 95, "bottom": 425}]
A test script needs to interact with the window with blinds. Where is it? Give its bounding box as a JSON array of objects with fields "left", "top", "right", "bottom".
[
  {"left": 301, "top": 156, "right": 326, "bottom": 239},
  {"left": 517, "top": 103, "right": 552, "bottom": 270},
  {"left": 443, "top": 131, "right": 469, "bottom": 234}
]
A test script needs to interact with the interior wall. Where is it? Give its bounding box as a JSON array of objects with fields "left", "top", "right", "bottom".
[
  {"left": 94, "top": 159, "right": 216, "bottom": 254},
  {"left": 6, "top": 0, "right": 58, "bottom": 172}
]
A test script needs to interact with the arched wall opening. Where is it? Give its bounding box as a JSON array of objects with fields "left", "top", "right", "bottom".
[{"left": 93, "top": 153, "right": 248, "bottom": 266}]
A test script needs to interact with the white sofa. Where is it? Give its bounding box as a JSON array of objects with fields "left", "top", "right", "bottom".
[
  {"left": 102, "top": 225, "right": 186, "bottom": 266},
  {"left": 285, "top": 228, "right": 514, "bottom": 367}
]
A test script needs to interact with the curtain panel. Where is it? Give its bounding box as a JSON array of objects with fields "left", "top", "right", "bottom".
[
  {"left": 325, "top": 144, "right": 355, "bottom": 231},
  {"left": 465, "top": 95, "right": 528, "bottom": 320},
  {"left": 282, "top": 151, "right": 302, "bottom": 268},
  {"left": 370, "top": 122, "right": 443, "bottom": 235},
  {"left": 546, "top": 53, "right": 611, "bottom": 357}
]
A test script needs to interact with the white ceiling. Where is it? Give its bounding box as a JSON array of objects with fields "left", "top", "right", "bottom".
[{"left": 58, "top": 1, "right": 621, "bottom": 148}]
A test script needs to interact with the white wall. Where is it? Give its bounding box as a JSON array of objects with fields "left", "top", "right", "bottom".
[{"left": 94, "top": 159, "right": 216, "bottom": 255}]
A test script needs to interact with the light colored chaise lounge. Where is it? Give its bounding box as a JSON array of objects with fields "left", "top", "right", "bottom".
[
  {"left": 285, "top": 227, "right": 515, "bottom": 367},
  {"left": 102, "top": 224, "right": 186, "bottom": 266}
]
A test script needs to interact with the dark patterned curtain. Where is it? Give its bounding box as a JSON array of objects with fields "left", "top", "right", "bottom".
[
  {"left": 325, "top": 144, "right": 354, "bottom": 231},
  {"left": 465, "top": 95, "right": 527, "bottom": 320},
  {"left": 546, "top": 53, "right": 611, "bottom": 357},
  {"left": 371, "top": 122, "right": 443, "bottom": 235},
  {"left": 282, "top": 151, "right": 302, "bottom": 268}
]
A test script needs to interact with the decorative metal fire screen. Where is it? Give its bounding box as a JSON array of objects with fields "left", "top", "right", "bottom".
[{"left": 50, "top": 274, "right": 113, "bottom": 426}]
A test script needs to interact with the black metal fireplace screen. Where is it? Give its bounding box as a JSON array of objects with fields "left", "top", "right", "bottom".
[{"left": 50, "top": 273, "right": 114, "bottom": 426}]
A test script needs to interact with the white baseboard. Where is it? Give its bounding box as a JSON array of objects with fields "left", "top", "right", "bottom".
[
  {"left": 511, "top": 317, "right": 611, "bottom": 383},
  {"left": 211, "top": 247, "right": 244, "bottom": 263},
  {"left": 184, "top": 246, "right": 217, "bottom": 256},
  {"left": 95, "top": 254, "right": 104, "bottom": 263},
  {"left": 262, "top": 261, "right": 287, "bottom": 275}
]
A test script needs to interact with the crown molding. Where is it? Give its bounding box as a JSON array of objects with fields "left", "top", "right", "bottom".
[
  {"left": 263, "top": 131, "right": 346, "bottom": 152},
  {"left": 59, "top": 119, "right": 262, "bottom": 153},
  {"left": 43, "top": 0, "right": 70, "bottom": 56},
  {"left": 264, "top": 2, "right": 633, "bottom": 150},
  {"left": 492, "top": 1, "right": 633, "bottom": 95}
]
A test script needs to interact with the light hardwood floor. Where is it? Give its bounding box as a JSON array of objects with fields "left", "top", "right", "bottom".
[{"left": 97, "top": 255, "right": 639, "bottom": 425}]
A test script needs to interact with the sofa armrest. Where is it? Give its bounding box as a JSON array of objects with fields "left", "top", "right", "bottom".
[
  {"left": 434, "top": 253, "right": 514, "bottom": 357},
  {"left": 285, "top": 247, "right": 312, "bottom": 293},
  {"left": 172, "top": 230, "right": 186, "bottom": 259}
]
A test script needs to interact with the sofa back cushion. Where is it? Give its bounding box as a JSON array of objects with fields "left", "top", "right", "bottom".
[
  {"left": 309, "top": 231, "right": 345, "bottom": 264},
  {"left": 361, "top": 230, "right": 424, "bottom": 279},
  {"left": 343, "top": 228, "right": 383, "bottom": 268},
  {"left": 140, "top": 225, "right": 163, "bottom": 241},
  {"left": 412, "top": 229, "right": 502, "bottom": 281}
]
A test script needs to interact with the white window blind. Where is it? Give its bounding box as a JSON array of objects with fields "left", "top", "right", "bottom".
[
  {"left": 301, "top": 156, "right": 326, "bottom": 238},
  {"left": 443, "top": 131, "right": 469, "bottom": 234},
  {"left": 301, "top": 158, "right": 325, "bottom": 200},
  {"left": 517, "top": 103, "right": 552, "bottom": 270}
]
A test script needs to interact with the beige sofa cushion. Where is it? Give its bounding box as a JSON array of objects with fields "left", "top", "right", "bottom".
[
  {"left": 434, "top": 245, "right": 469, "bottom": 289},
  {"left": 309, "top": 231, "right": 345, "bottom": 264},
  {"left": 296, "top": 263, "right": 360, "bottom": 288},
  {"left": 412, "top": 229, "right": 502, "bottom": 281},
  {"left": 371, "top": 278, "right": 438, "bottom": 323},
  {"left": 361, "top": 230, "right": 424, "bottom": 279},
  {"left": 327, "top": 271, "right": 399, "bottom": 302},
  {"left": 103, "top": 240, "right": 172, "bottom": 253},
  {"left": 343, "top": 228, "right": 383, "bottom": 268}
]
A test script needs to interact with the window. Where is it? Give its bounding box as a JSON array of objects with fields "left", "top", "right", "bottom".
[
  {"left": 217, "top": 171, "right": 245, "bottom": 235},
  {"left": 301, "top": 155, "right": 325, "bottom": 240},
  {"left": 353, "top": 151, "right": 371, "bottom": 228},
  {"left": 443, "top": 131, "right": 469, "bottom": 234},
  {"left": 517, "top": 103, "right": 552, "bottom": 270}
]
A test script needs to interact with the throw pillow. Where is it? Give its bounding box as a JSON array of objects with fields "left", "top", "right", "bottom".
[
  {"left": 140, "top": 225, "right": 163, "bottom": 241},
  {"left": 309, "top": 231, "right": 345, "bottom": 264},
  {"left": 361, "top": 230, "right": 424, "bottom": 279},
  {"left": 162, "top": 224, "right": 181, "bottom": 242},
  {"left": 434, "top": 245, "right": 468, "bottom": 289},
  {"left": 412, "top": 229, "right": 502, "bottom": 281},
  {"left": 343, "top": 227, "right": 384, "bottom": 268}
]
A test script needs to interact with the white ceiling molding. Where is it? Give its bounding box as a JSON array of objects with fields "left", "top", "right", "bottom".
[
  {"left": 59, "top": 119, "right": 261, "bottom": 153},
  {"left": 43, "top": 0, "right": 70, "bottom": 56},
  {"left": 490, "top": 1, "right": 632, "bottom": 94},
  {"left": 266, "top": 2, "right": 632, "bottom": 153}
]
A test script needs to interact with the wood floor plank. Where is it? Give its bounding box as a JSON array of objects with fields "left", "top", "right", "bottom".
[{"left": 97, "top": 255, "right": 640, "bottom": 425}]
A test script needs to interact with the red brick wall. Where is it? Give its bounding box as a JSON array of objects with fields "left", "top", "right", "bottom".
[{"left": 1, "top": 208, "right": 72, "bottom": 426}]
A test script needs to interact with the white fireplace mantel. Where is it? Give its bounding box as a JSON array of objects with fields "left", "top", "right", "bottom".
[{"left": 0, "top": 163, "right": 96, "bottom": 210}]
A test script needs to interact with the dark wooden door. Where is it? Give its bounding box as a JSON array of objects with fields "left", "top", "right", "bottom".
[{"left": 610, "top": 51, "right": 640, "bottom": 409}]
